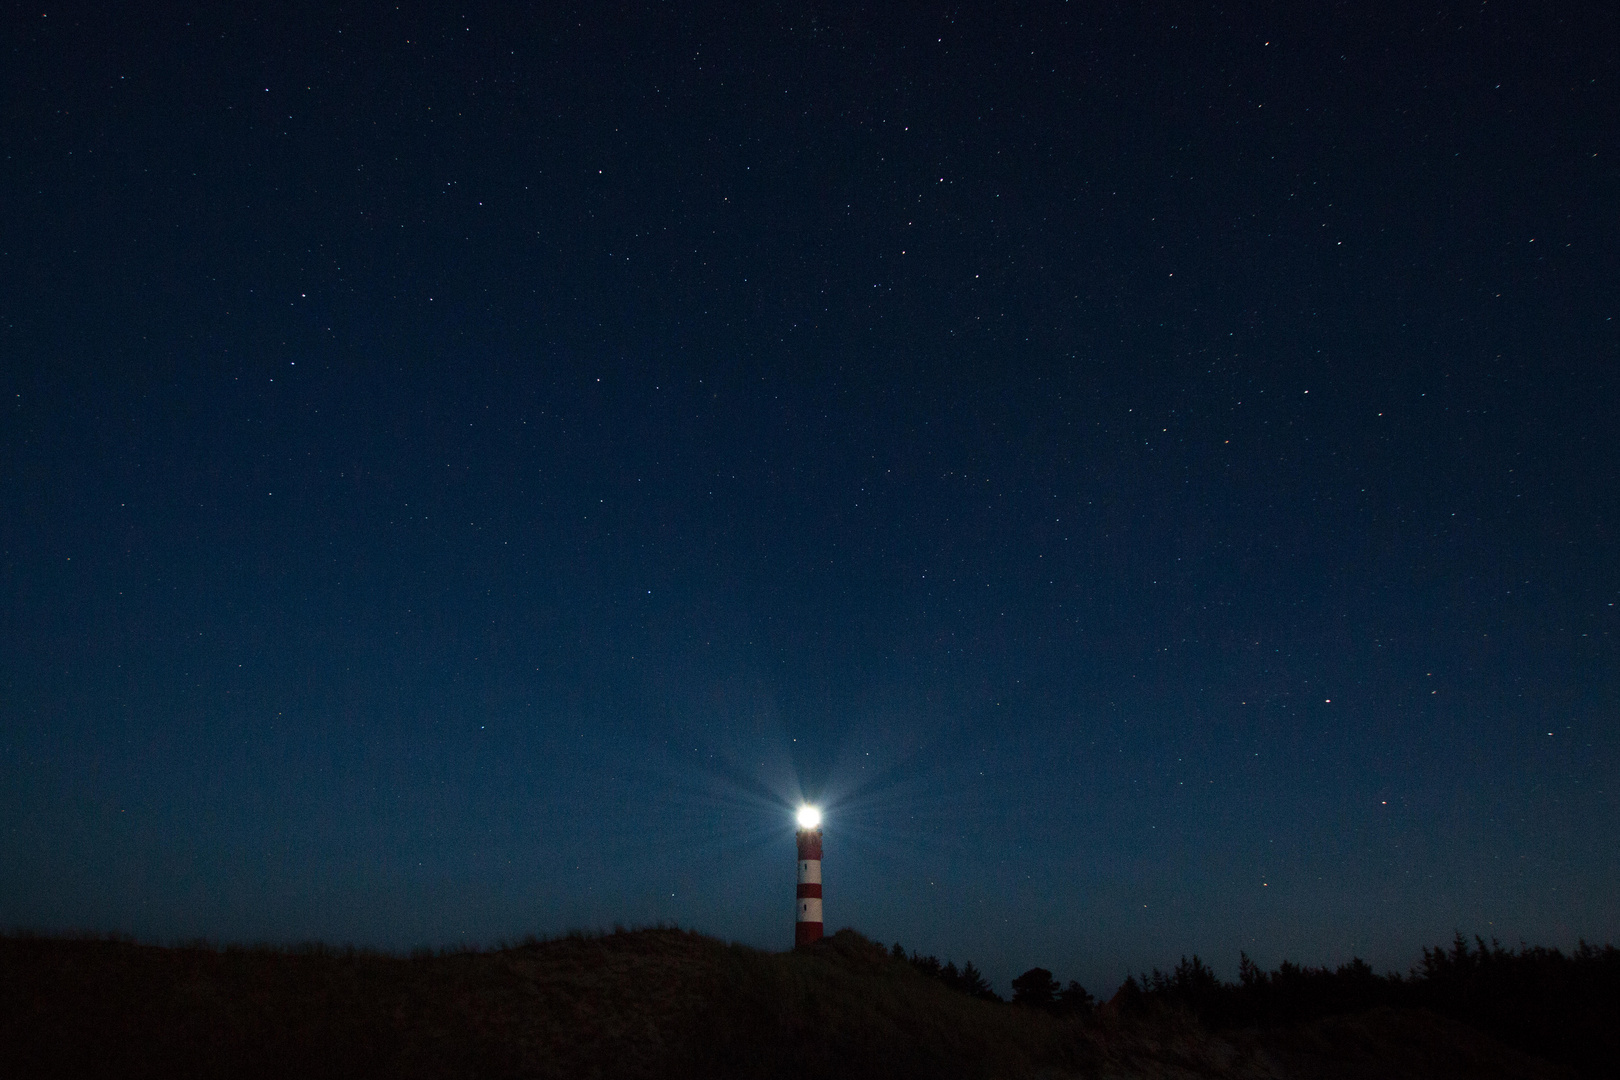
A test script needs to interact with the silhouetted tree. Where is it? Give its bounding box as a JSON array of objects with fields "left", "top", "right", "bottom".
[
  {"left": 908, "top": 950, "right": 942, "bottom": 979},
  {"left": 1058, "top": 979, "right": 1094, "bottom": 1015},
  {"left": 958, "top": 961, "right": 997, "bottom": 1001},
  {"left": 1011, "top": 967, "right": 1059, "bottom": 1008},
  {"left": 1110, "top": 973, "right": 1147, "bottom": 1014},
  {"left": 899, "top": 950, "right": 999, "bottom": 1000}
]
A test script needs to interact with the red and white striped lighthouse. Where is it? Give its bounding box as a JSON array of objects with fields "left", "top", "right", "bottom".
[{"left": 794, "top": 805, "right": 823, "bottom": 947}]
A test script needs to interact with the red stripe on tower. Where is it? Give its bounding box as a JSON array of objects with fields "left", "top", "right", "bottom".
[{"left": 794, "top": 806, "right": 823, "bottom": 948}]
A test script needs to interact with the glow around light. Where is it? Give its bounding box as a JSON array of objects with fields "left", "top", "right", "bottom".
[{"left": 796, "top": 805, "right": 822, "bottom": 829}]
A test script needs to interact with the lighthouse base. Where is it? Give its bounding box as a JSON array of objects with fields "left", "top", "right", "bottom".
[{"left": 795, "top": 921, "right": 824, "bottom": 948}]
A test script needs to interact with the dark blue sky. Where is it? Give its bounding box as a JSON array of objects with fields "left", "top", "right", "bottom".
[{"left": 3, "top": 2, "right": 1616, "bottom": 995}]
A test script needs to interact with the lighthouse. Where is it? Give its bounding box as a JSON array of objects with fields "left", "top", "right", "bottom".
[{"left": 794, "top": 805, "right": 823, "bottom": 947}]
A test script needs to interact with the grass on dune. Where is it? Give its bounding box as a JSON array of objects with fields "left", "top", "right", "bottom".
[{"left": 0, "top": 926, "right": 1572, "bottom": 1080}]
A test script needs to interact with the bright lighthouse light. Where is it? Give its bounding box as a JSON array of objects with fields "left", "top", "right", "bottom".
[{"left": 796, "top": 805, "right": 822, "bottom": 829}]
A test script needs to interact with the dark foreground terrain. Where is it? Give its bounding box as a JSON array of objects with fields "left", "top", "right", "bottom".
[{"left": 0, "top": 928, "right": 1574, "bottom": 1079}]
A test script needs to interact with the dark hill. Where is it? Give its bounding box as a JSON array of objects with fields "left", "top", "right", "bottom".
[{"left": 0, "top": 928, "right": 1569, "bottom": 1079}]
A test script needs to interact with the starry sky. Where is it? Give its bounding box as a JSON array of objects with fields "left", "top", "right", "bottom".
[{"left": 3, "top": 3, "right": 1617, "bottom": 995}]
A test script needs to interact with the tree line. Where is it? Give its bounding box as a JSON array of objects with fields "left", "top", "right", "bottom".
[
  {"left": 887, "top": 933, "right": 1618, "bottom": 1076},
  {"left": 1112, "top": 935, "right": 1620, "bottom": 1077},
  {"left": 887, "top": 943, "right": 1095, "bottom": 1014}
]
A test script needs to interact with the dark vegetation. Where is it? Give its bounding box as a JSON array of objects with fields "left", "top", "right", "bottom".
[
  {"left": 1112, "top": 935, "right": 1620, "bottom": 1079},
  {"left": 892, "top": 942, "right": 1096, "bottom": 1015},
  {"left": 889, "top": 941, "right": 1000, "bottom": 1001},
  {"left": 0, "top": 928, "right": 1135, "bottom": 1080},
  {"left": 0, "top": 926, "right": 1600, "bottom": 1079}
]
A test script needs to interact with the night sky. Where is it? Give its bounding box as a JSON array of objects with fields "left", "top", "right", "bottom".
[{"left": 4, "top": 3, "right": 1617, "bottom": 996}]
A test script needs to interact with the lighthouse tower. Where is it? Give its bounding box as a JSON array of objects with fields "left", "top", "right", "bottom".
[{"left": 794, "top": 805, "right": 823, "bottom": 947}]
